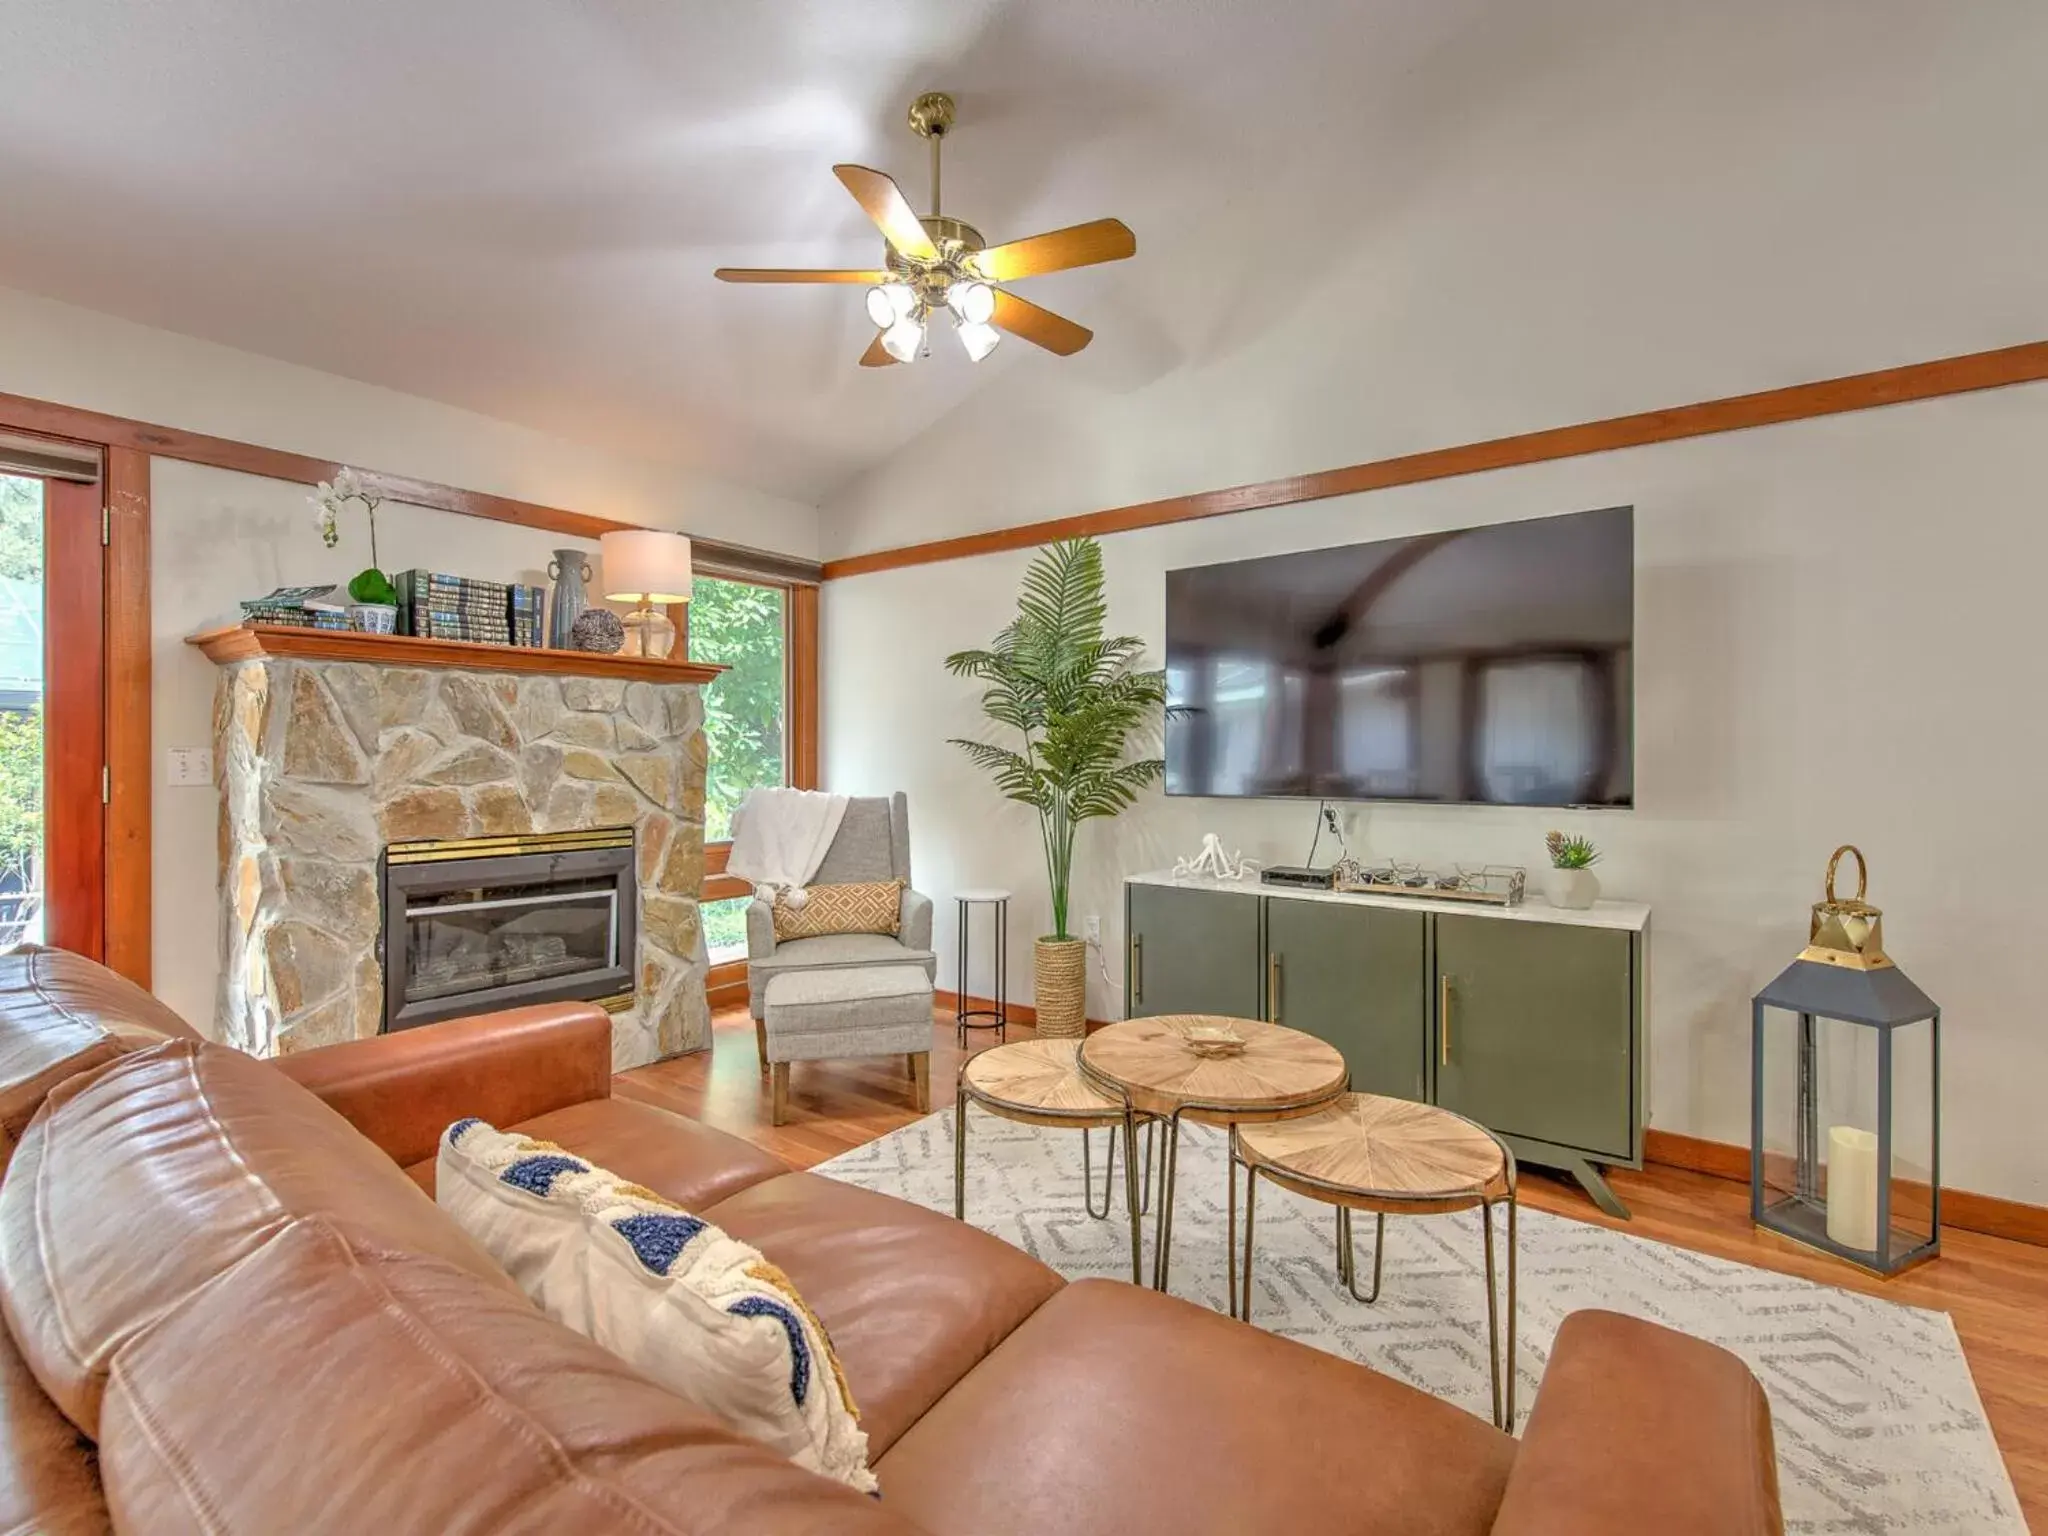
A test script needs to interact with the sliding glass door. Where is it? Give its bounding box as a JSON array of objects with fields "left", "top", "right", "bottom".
[{"left": 0, "top": 470, "right": 104, "bottom": 959}]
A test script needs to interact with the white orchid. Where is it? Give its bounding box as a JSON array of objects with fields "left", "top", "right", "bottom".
[
  {"left": 309, "top": 468, "right": 384, "bottom": 563},
  {"left": 308, "top": 467, "right": 388, "bottom": 595}
]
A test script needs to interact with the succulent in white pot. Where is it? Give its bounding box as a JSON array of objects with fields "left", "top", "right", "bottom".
[{"left": 1542, "top": 830, "right": 1602, "bottom": 910}]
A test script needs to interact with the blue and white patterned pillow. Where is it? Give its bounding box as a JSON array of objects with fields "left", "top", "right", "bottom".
[{"left": 436, "top": 1119, "right": 874, "bottom": 1493}]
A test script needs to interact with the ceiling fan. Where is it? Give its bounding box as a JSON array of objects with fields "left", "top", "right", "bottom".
[{"left": 715, "top": 92, "right": 1136, "bottom": 368}]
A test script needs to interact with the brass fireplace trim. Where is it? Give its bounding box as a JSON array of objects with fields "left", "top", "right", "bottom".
[{"left": 385, "top": 828, "right": 635, "bottom": 866}]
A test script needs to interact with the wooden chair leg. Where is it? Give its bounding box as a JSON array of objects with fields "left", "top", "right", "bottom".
[
  {"left": 755, "top": 1019, "right": 768, "bottom": 1076},
  {"left": 909, "top": 1052, "right": 930, "bottom": 1113},
  {"left": 771, "top": 1062, "right": 790, "bottom": 1126}
]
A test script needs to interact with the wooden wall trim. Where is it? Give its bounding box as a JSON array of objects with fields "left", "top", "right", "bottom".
[
  {"left": 821, "top": 339, "right": 2048, "bottom": 580},
  {"left": 789, "top": 583, "right": 819, "bottom": 790},
  {"left": 1643, "top": 1128, "right": 2048, "bottom": 1250},
  {"left": 103, "top": 449, "right": 152, "bottom": 987},
  {"left": 0, "top": 390, "right": 824, "bottom": 582}
]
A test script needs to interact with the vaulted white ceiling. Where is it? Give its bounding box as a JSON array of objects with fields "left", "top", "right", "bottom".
[
  {"left": 0, "top": 0, "right": 1485, "bottom": 503},
  {"left": 5, "top": 1, "right": 2046, "bottom": 521}
]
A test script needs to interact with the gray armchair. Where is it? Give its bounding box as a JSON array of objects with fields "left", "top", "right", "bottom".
[{"left": 745, "top": 792, "right": 936, "bottom": 1023}]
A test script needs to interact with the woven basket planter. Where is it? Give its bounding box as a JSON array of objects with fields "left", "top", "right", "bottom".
[{"left": 1033, "top": 937, "right": 1087, "bottom": 1039}]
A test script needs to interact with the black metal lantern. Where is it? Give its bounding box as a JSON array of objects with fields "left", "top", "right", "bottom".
[{"left": 1751, "top": 846, "right": 1939, "bottom": 1276}]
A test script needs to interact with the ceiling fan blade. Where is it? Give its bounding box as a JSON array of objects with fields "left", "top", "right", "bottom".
[
  {"left": 832, "top": 165, "right": 938, "bottom": 262},
  {"left": 972, "top": 218, "right": 1136, "bottom": 282},
  {"left": 714, "top": 268, "right": 892, "bottom": 284},
  {"left": 859, "top": 334, "right": 898, "bottom": 368},
  {"left": 990, "top": 290, "right": 1093, "bottom": 356}
]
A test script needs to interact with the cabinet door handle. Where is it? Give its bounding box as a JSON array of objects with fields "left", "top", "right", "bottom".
[
  {"left": 1268, "top": 953, "right": 1282, "bottom": 1024},
  {"left": 1132, "top": 934, "right": 1143, "bottom": 1003},
  {"left": 1440, "top": 976, "right": 1453, "bottom": 1066}
]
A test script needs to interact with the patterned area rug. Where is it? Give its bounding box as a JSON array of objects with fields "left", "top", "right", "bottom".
[{"left": 817, "top": 1109, "right": 2023, "bottom": 1534}]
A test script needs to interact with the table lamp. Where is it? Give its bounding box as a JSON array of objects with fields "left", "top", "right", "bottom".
[{"left": 599, "top": 530, "right": 692, "bottom": 659}]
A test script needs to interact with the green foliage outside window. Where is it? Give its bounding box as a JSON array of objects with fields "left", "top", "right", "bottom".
[
  {"left": 0, "top": 707, "right": 42, "bottom": 906},
  {"left": 700, "top": 896, "right": 750, "bottom": 963},
  {"left": 0, "top": 477, "right": 40, "bottom": 582},
  {"left": 688, "top": 576, "right": 787, "bottom": 842}
]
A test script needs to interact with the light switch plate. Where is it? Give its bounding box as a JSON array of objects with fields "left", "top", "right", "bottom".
[{"left": 166, "top": 747, "right": 214, "bottom": 786}]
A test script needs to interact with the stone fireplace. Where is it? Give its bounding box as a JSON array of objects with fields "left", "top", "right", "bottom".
[{"left": 200, "top": 630, "right": 714, "bottom": 1069}]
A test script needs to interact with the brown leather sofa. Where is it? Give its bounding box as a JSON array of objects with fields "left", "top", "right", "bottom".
[{"left": 0, "top": 946, "right": 1783, "bottom": 1534}]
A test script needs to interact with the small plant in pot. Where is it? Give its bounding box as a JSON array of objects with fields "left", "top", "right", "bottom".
[
  {"left": 946, "top": 538, "right": 1168, "bottom": 1038},
  {"left": 1543, "top": 830, "right": 1602, "bottom": 910},
  {"left": 311, "top": 468, "right": 398, "bottom": 633}
]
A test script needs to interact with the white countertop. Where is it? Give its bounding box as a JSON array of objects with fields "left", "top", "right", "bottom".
[{"left": 1126, "top": 869, "right": 1651, "bottom": 932}]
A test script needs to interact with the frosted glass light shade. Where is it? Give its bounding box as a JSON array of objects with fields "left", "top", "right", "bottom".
[
  {"left": 958, "top": 319, "right": 1001, "bottom": 362},
  {"left": 881, "top": 316, "right": 924, "bottom": 363},
  {"left": 599, "top": 530, "right": 693, "bottom": 604},
  {"left": 948, "top": 280, "right": 995, "bottom": 324}
]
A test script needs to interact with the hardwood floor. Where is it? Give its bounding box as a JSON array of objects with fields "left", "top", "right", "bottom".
[{"left": 620, "top": 1004, "right": 2048, "bottom": 1525}]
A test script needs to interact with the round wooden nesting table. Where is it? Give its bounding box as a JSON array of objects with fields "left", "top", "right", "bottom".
[
  {"left": 1080, "top": 1015, "right": 1348, "bottom": 1305},
  {"left": 1237, "top": 1093, "right": 1520, "bottom": 1430},
  {"left": 954, "top": 1040, "right": 1149, "bottom": 1282}
]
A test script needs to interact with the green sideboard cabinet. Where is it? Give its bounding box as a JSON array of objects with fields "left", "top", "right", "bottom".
[
  {"left": 1123, "top": 873, "right": 1648, "bottom": 1218},
  {"left": 1265, "top": 897, "right": 1427, "bottom": 1102},
  {"left": 1124, "top": 881, "right": 1263, "bottom": 1021}
]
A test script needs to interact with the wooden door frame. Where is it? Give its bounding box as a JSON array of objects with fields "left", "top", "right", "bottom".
[
  {"left": 0, "top": 429, "right": 151, "bottom": 983},
  {"left": 40, "top": 478, "right": 107, "bottom": 961}
]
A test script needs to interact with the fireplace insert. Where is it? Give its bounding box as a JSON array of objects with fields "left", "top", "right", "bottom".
[{"left": 380, "top": 828, "right": 636, "bottom": 1032}]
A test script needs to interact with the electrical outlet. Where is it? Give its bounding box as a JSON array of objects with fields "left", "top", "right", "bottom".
[
  {"left": 1084, "top": 915, "right": 1102, "bottom": 945},
  {"left": 165, "top": 747, "right": 213, "bottom": 786}
]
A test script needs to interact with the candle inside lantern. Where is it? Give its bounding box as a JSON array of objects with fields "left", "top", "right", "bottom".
[{"left": 1826, "top": 1125, "right": 1880, "bottom": 1250}]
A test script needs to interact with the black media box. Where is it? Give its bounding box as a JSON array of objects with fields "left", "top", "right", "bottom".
[{"left": 1260, "top": 866, "right": 1336, "bottom": 890}]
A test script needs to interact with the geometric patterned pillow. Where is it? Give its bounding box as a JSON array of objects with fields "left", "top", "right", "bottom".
[
  {"left": 771, "top": 879, "right": 904, "bottom": 943},
  {"left": 436, "top": 1119, "right": 875, "bottom": 1494}
]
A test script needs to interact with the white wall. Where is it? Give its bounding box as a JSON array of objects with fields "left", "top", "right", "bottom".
[
  {"left": 823, "top": 384, "right": 2048, "bottom": 1204},
  {"left": 0, "top": 285, "right": 820, "bottom": 558}
]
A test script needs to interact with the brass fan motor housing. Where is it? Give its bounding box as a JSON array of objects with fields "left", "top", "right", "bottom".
[{"left": 885, "top": 216, "right": 988, "bottom": 313}]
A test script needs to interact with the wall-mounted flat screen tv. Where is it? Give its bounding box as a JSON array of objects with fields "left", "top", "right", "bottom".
[{"left": 1165, "top": 506, "right": 1633, "bottom": 807}]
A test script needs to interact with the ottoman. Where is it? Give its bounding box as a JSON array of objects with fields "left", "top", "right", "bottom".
[{"left": 762, "top": 965, "right": 935, "bottom": 1126}]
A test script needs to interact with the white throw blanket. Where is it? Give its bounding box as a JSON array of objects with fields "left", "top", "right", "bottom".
[{"left": 725, "top": 788, "right": 849, "bottom": 907}]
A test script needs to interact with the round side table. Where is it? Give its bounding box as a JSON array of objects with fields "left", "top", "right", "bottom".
[
  {"left": 1079, "top": 1014, "right": 1348, "bottom": 1309},
  {"left": 1237, "top": 1092, "right": 1519, "bottom": 1430},
  {"left": 954, "top": 1039, "right": 1151, "bottom": 1284},
  {"left": 952, "top": 889, "right": 1010, "bottom": 1046}
]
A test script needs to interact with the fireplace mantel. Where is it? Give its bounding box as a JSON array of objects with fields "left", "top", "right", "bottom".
[
  {"left": 194, "top": 627, "right": 714, "bottom": 1069},
  {"left": 187, "top": 623, "right": 727, "bottom": 684}
]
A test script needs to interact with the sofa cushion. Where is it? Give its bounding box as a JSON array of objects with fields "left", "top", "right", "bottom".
[
  {"left": 97, "top": 1218, "right": 922, "bottom": 1535},
  {"left": 748, "top": 935, "right": 937, "bottom": 1016},
  {"left": 700, "top": 1173, "right": 1064, "bottom": 1457},
  {"left": 872, "top": 1278, "right": 1518, "bottom": 1536},
  {"left": 0, "top": 1039, "right": 515, "bottom": 1436},
  {"left": 404, "top": 1096, "right": 788, "bottom": 1209},
  {"left": 0, "top": 1314, "right": 105, "bottom": 1536},
  {"left": 0, "top": 946, "right": 196, "bottom": 1149},
  {"left": 437, "top": 1120, "right": 875, "bottom": 1494}
]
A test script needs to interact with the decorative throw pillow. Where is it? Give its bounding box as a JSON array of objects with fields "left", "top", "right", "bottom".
[
  {"left": 436, "top": 1119, "right": 874, "bottom": 1493},
  {"left": 771, "top": 879, "right": 904, "bottom": 943}
]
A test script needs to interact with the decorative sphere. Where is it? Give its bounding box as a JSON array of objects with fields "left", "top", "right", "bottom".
[{"left": 569, "top": 608, "right": 625, "bottom": 654}]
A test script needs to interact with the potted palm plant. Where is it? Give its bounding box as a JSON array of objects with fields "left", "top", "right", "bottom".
[{"left": 946, "top": 538, "right": 1168, "bottom": 1037}]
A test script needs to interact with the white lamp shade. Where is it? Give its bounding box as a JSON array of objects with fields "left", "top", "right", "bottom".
[{"left": 599, "top": 530, "right": 693, "bottom": 603}]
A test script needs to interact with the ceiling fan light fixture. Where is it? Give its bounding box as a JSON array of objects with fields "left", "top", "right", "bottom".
[
  {"left": 881, "top": 315, "right": 925, "bottom": 363},
  {"left": 865, "top": 282, "right": 916, "bottom": 328},
  {"left": 957, "top": 318, "right": 1001, "bottom": 362},
  {"left": 948, "top": 280, "right": 996, "bottom": 325}
]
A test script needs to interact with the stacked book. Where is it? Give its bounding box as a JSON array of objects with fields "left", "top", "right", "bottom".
[
  {"left": 396, "top": 571, "right": 546, "bottom": 647},
  {"left": 240, "top": 586, "right": 350, "bottom": 630}
]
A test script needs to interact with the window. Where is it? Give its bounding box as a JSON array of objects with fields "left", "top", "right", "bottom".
[
  {"left": 0, "top": 476, "right": 41, "bottom": 950},
  {"left": 688, "top": 576, "right": 787, "bottom": 843},
  {"left": 700, "top": 895, "right": 751, "bottom": 965}
]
